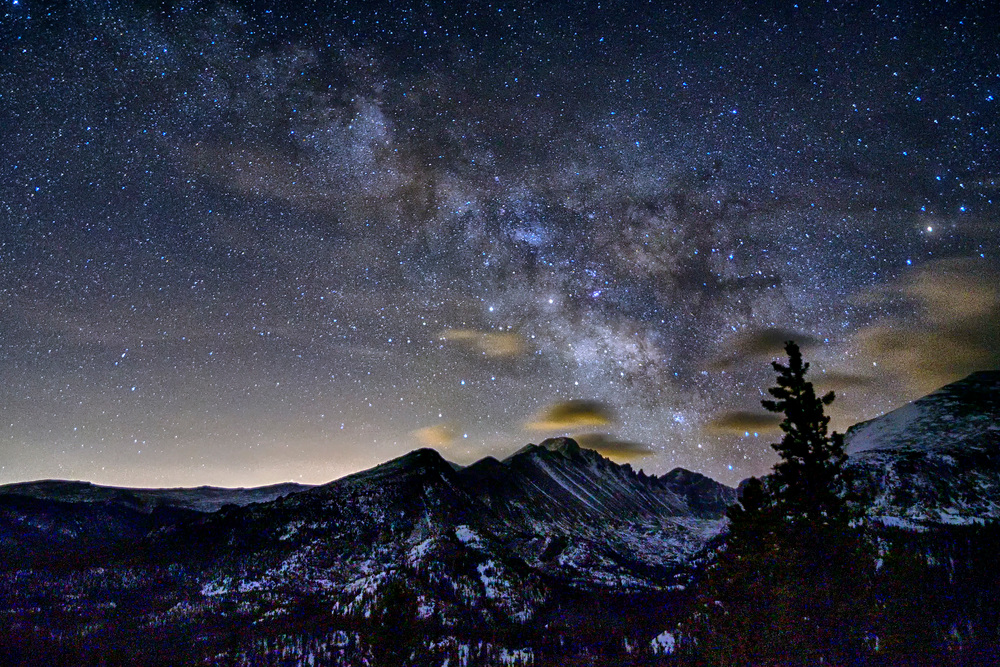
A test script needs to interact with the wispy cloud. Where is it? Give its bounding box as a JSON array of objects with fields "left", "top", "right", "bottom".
[{"left": 852, "top": 258, "right": 1000, "bottom": 395}]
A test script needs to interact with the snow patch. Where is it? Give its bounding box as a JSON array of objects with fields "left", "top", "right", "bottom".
[
  {"left": 847, "top": 402, "right": 922, "bottom": 454},
  {"left": 651, "top": 630, "right": 676, "bottom": 655},
  {"left": 498, "top": 647, "right": 534, "bottom": 665},
  {"left": 455, "top": 525, "right": 481, "bottom": 546},
  {"left": 874, "top": 515, "right": 928, "bottom": 532},
  {"left": 410, "top": 537, "right": 435, "bottom": 559}
]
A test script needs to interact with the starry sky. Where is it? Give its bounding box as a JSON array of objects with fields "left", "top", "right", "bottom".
[{"left": 2, "top": 0, "right": 998, "bottom": 488}]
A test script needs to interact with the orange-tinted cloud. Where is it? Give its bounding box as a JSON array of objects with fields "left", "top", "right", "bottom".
[
  {"left": 574, "top": 433, "right": 654, "bottom": 461},
  {"left": 704, "top": 411, "right": 783, "bottom": 435},
  {"left": 812, "top": 371, "right": 877, "bottom": 392},
  {"left": 525, "top": 399, "right": 615, "bottom": 430},
  {"left": 412, "top": 422, "right": 459, "bottom": 448},
  {"left": 852, "top": 258, "right": 1000, "bottom": 395},
  {"left": 439, "top": 329, "right": 528, "bottom": 358}
]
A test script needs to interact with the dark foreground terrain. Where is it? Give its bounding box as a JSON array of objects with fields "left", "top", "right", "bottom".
[{"left": 2, "top": 372, "right": 1000, "bottom": 665}]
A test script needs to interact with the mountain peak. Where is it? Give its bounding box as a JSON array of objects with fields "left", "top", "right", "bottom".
[
  {"left": 502, "top": 437, "right": 616, "bottom": 469},
  {"left": 843, "top": 369, "right": 1000, "bottom": 528},
  {"left": 350, "top": 447, "right": 456, "bottom": 480},
  {"left": 540, "top": 436, "right": 582, "bottom": 456},
  {"left": 845, "top": 369, "right": 1000, "bottom": 455},
  {"left": 399, "top": 446, "right": 451, "bottom": 464}
]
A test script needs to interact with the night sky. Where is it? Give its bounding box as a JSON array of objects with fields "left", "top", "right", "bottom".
[{"left": 2, "top": 0, "right": 998, "bottom": 488}]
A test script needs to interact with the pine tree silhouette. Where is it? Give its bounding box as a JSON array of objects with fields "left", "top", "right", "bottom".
[
  {"left": 685, "top": 340, "right": 874, "bottom": 664},
  {"left": 761, "top": 340, "right": 847, "bottom": 524}
]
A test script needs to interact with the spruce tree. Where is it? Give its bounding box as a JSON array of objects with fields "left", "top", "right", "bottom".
[
  {"left": 685, "top": 341, "right": 873, "bottom": 664},
  {"left": 761, "top": 340, "right": 847, "bottom": 524}
]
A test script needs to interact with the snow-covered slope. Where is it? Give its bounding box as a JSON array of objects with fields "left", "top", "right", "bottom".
[
  {"left": 163, "top": 440, "right": 735, "bottom": 627},
  {"left": 845, "top": 371, "right": 1000, "bottom": 527},
  {"left": 846, "top": 371, "right": 1000, "bottom": 455},
  {"left": 458, "top": 438, "right": 735, "bottom": 586}
]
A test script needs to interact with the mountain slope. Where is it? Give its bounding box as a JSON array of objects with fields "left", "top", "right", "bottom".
[
  {"left": 160, "top": 440, "right": 734, "bottom": 619},
  {"left": 458, "top": 437, "right": 735, "bottom": 586},
  {"left": 0, "top": 440, "right": 735, "bottom": 664},
  {"left": 0, "top": 479, "right": 312, "bottom": 512},
  {"left": 845, "top": 370, "right": 1000, "bottom": 527},
  {"left": 0, "top": 478, "right": 314, "bottom": 565}
]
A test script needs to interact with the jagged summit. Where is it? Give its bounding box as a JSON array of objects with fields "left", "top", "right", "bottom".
[
  {"left": 459, "top": 436, "right": 737, "bottom": 567},
  {"left": 539, "top": 436, "right": 582, "bottom": 454},
  {"left": 660, "top": 467, "right": 738, "bottom": 517},
  {"left": 502, "top": 436, "right": 603, "bottom": 465},
  {"left": 846, "top": 370, "right": 1000, "bottom": 455}
]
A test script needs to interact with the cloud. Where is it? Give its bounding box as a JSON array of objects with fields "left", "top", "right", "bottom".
[
  {"left": 704, "top": 411, "right": 783, "bottom": 435},
  {"left": 901, "top": 258, "right": 999, "bottom": 323},
  {"left": 812, "top": 371, "right": 878, "bottom": 391},
  {"left": 574, "top": 433, "right": 654, "bottom": 461},
  {"left": 525, "top": 399, "right": 616, "bottom": 430},
  {"left": 412, "top": 422, "right": 459, "bottom": 448},
  {"left": 709, "top": 327, "right": 820, "bottom": 370},
  {"left": 852, "top": 258, "right": 1000, "bottom": 395},
  {"left": 856, "top": 327, "right": 997, "bottom": 395},
  {"left": 439, "top": 329, "right": 527, "bottom": 358}
]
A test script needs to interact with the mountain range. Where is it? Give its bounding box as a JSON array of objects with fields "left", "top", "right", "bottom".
[{"left": 1, "top": 370, "right": 998, "bottom": 664}]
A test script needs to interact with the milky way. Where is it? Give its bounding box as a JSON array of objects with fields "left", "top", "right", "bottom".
[{"left": 2, "top": 0, "right": 998, "bottom": 487}]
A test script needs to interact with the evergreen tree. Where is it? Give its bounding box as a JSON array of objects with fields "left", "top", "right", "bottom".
[
  {"left": 761, "top": 340, "right": 847, "bottom": 524},
  {"left": 683, "top": 341, "right": 874, "bottom": 664}
]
